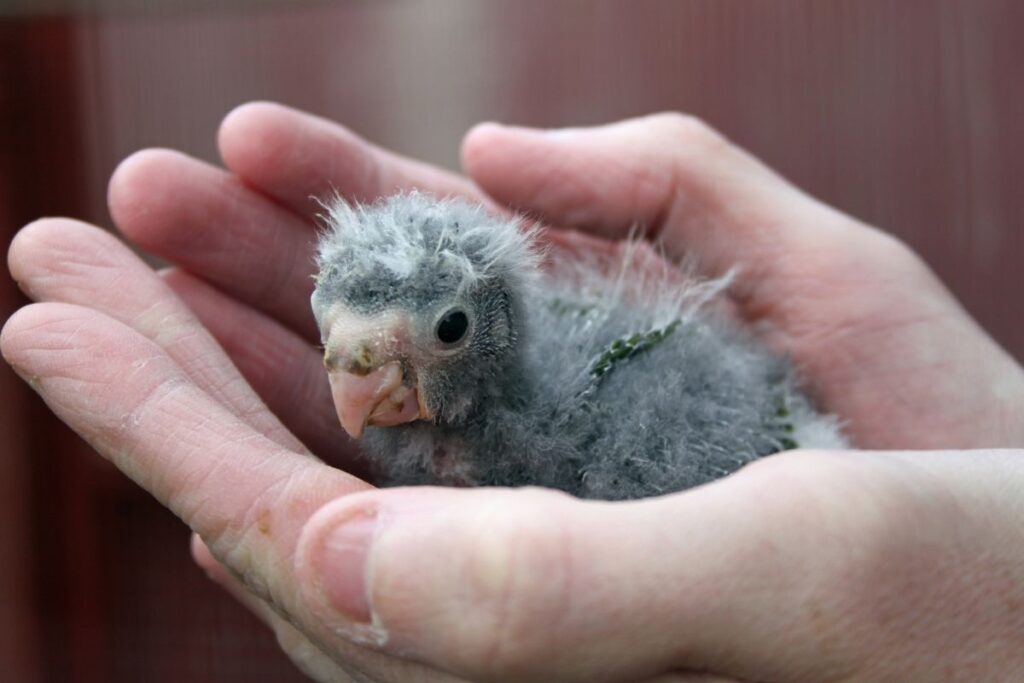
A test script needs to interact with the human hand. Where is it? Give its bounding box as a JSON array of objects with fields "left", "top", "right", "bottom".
[
  {"left": 4, "top": 105, "right": 1023, "bottom": 681},
  {"left": 457, "top": 115, "right": 1024, "bottom": 450}
]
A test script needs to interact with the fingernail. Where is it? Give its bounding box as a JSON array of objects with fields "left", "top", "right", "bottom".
[{"left": 315, "top": 509, "right": 377, "bottom": 624}]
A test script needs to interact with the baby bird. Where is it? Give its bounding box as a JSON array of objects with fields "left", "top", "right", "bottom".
[{"left": 311, "top": 193, "right": 845, "bottom": 500}]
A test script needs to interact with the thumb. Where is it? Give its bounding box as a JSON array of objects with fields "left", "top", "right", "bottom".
[
  {"left": 292, "top": 452, "right": 892, "bottom": 683},
  {"left": 460, "top": 114, "right": 871, "bottom": 273}
]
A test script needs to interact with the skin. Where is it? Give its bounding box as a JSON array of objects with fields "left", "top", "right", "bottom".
[{"left": 3, "top": 103, "right": 1024, "bottom": 682}]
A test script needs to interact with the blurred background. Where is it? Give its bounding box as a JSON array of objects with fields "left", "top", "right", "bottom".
[{"left": 1, "top": 1, "right": 1022, "bottom": 681}]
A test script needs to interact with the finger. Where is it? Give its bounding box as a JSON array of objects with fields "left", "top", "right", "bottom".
[
  {"left": 161, "top": 268, "right": 365, "bottom": 473},
  {"left": 217, "top": 102, "right": 621, "bottom": 268},
  {"left": 7, "top": 218, "right": 303, "bottom": 453},
  {"left": 191, "top": 535, "right": 357, "bottom": 683},
  {"left": 107, "top": 148, "right": 320, "bottom": 340},
  {"left": 193, "top": 536, "right": 469, "bottom": 683},
  {"left": 463, "top": 116, "right": 1021, "bottom": 451},
  {"left": 289, "top": 450, "right": 1009, "bottom": 683},
  {"left": 292, "top": 477, "right": 812, "bottom": 682},
  {"left": 1, "top": 303, "right": 365, "bottom": 608},
  {"left": 459, "top": 114, "right": 927, "bottom": 335},
  {"left": 462, "top": 114, "right": 880, "bottom": 271},
  {"left": 218, "top": 101, "right": 485, "bottom": 219},
  {"left": 219, "top": 103, "right": 613, "bottom": 259},
  {"left": 0, "top": 293, "right": 460, "bottom": 683}
]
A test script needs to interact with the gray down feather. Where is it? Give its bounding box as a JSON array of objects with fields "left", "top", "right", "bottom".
[{"left": 312, "top": 192, "right": 846, "bottom": 500}]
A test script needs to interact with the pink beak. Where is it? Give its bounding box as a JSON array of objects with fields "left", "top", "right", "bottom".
[{"left": 327, "top": 361, "right": 424, "bottom": 439}]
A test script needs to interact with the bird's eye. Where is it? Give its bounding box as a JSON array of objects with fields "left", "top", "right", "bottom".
[{"left": 435, "top": 309, "right": 469, "bottom": 345}]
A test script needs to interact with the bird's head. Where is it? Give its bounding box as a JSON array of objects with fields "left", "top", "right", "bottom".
[{"left": 311, "top": 192, "right": 540, "bottom": 438}]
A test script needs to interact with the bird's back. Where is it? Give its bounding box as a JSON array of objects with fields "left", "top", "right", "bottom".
[{"left": 494, "top": 246, "right": 844, "bottom": 498}]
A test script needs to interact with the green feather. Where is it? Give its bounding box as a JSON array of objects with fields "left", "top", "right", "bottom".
[
  {"left": 767, "top": 392, "right": 799, "bottom": 451},
  {"left": 587, "top": 319, "right": 803, "bottom": 453},
  {"left": 590, "top": 319, "right": 682, "bottom": 380}
]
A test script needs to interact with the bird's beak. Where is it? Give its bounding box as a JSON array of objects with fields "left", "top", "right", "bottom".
[
  {"left": 321, "top": 307, "right": 431, "bottom": 438},
  {"left": 326, "top": 361, "right": 427, "bottom": 439}
]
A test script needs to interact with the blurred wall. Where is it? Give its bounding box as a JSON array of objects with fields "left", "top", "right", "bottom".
[
  {"left": 3, "top": 1, "right": 1022, "bottom": 681},
  {"left": 65, "top": 0, "right": 1024, "bottom": 358}
]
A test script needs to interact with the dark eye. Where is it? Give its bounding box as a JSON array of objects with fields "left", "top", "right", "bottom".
[{"left": 436, "top": 309, "right": 469, "bottom": 345}]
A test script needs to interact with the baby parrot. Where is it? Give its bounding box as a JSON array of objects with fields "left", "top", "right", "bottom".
[{"left": 311, "top": 193, "right": 845, "bottom": 500}]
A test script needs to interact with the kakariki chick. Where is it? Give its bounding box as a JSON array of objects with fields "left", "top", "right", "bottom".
[{"left": 311, "top": 193, "right": 846, "bottom": 500}]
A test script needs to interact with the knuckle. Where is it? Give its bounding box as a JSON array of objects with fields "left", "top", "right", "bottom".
[
  {"left": 739, "top": 452, "right": 960, "bottom": 646},
  {"left": 822, "top": 211, "right": 930, "bottom": 277},
  {"left": 452, "top": 490, "right": 575, "bottom": 677},
  {"left": 743, "top": 450, "right": 923, "bottom": 526},
  {"left": 189, "top": 467, "right": 300, "bottom": 594},
  {"left": 649, "top": 112, "right": 727, "bottom": 156},
  {"left": 734, "top": 449, "right": 846, "bottom": 496},
  {"left": 867, "top": 230, "right": 936, "bottom": 284},
  {"left": 831, "top": 223, "right": 929, "bottom": 281}
]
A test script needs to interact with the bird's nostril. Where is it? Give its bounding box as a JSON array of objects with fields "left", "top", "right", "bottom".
[
  {"left": 354, "top": 344, "right": 374, "bottom": 373},
  {"left": 324, "top": 346, "right": 376, "bottom": 376}
]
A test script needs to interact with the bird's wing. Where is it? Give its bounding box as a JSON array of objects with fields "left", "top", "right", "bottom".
[
  {"left": 526, "top": 241, "right": 731, "bottom": 408},
  {"left": 522, "top": 243, "right": 846, "bottom": 499}
]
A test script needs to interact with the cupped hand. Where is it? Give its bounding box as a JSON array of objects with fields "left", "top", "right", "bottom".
[{"left": 3, "top": 104, "right": 1023, "bottom": 682}]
